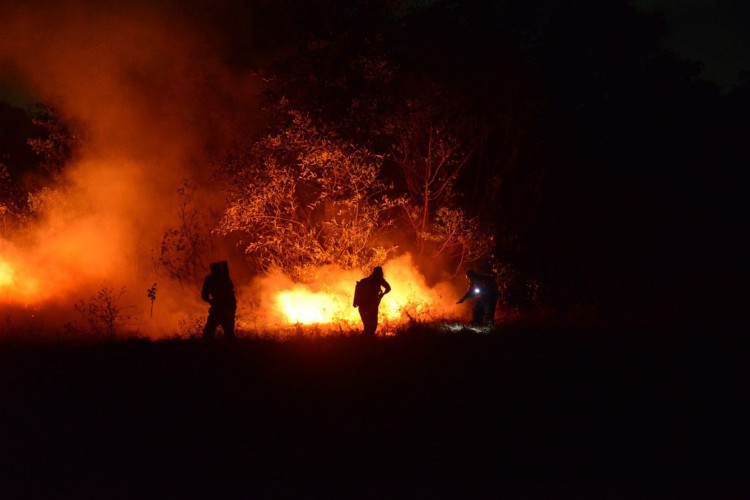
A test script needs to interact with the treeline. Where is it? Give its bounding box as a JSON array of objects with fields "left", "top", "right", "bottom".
[
  {"left": 213, "top": 0, "right": 746, "bottom": 321},
  {"left": 1, "top": 0, "right": 746, "bottom": 322}
]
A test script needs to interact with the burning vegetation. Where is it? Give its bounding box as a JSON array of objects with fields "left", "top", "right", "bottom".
[
  {"left": 249, "top": 254, "right": 457, "bottom": 331},
  {"left": 0, "top": 0, "right": 738, "bottom": 345},
  {"left": 0, "top": 2, "right": 496, "bottom": 338}
]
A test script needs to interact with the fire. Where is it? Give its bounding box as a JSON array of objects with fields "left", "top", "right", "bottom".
[
  {"left": 267, "top": 254, "right": 457, "bottom": 327},
  {"left": 0, "top": 259, "right": 13, "bottom": 287},
  {"left": 277, "top": 289, "right": 358, "bottom": 325},
  {"left": 0, "top": 253, "right": 41, "bottom": 303}
]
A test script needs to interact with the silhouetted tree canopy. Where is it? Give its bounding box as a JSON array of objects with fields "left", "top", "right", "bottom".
[{"left": 1, "top": 0, "right": 743, "bottom": 321}]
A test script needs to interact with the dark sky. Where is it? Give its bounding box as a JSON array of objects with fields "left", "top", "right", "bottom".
[
  {"left": 2, "top": 0, "right": 749, "bottom": 107},
  {"left": 633, "top": 0, "right": 750, "bottom": 89}
]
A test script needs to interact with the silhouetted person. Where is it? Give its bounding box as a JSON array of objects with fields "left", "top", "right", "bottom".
[
  {"left": 201, "top": 261, "right": 237, "bottom": 339},
  {"left": 353, "top": 266, "right": 391, "bottom": 336},
  {"left": 457, "top": 269, "right": 499, "bottom": 326}
]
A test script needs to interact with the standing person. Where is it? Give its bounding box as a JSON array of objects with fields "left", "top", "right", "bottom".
[
  {"left": 201, "top": 261, "right": 237, "bottom": 339},
  {"left": 353, "top": 266, "right": 391, "bottom": 336},
  {"left": 457, "top": 269, "right": 499, "bottom": 326}
]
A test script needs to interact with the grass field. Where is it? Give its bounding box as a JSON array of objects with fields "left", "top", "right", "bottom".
[{"left": 0, "top": 322, "right": 742, "bottom": 498}]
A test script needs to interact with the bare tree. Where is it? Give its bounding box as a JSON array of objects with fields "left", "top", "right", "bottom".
[
  {"left": 158, "top": 180, "right": 212, "bottom": 286},
  {"left": 73, "top": 284, "right": 128, "bottom": 341},
  {"left": 386, "top": 92, "right": 491, "bottom": 274}
]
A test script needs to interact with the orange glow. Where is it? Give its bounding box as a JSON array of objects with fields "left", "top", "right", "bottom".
[
  {"left": 264, "top": 254, "right": 458, "bottom": 328},
  {"left": 0, "top": 259, "right": 13, "bottom": 287},
  {"left": 0, "top": 4, "right": 466, "bottom": 337},
  {"left": 277, "top": 290, "right": 356, "bottom": 324},
  {"left": 0, "top": 2, "right": 256, "bottom": 316},
  {"left": 0, "top": 251, "right": 41, "bottom": 303}
]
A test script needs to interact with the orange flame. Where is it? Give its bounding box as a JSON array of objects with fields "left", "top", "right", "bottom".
[
  {"left": 0, "top": 259, "right": 13, "bottom": 287},
  {"left": 0, "top": 252, "right": 41, "bottom": 303},
  {"left": 262, "top": 254, "right": 458, "bottom": 328}
]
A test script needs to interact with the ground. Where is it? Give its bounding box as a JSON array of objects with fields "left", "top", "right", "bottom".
[{"left": 0, "top": 323, "right": 743, "bottom": 498}]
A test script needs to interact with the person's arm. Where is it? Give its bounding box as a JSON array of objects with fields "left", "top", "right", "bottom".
[
  {"left": 456, "top": 283, "right": 476, "bottom": 304},
  {"left": 381, "top": 279, "right": 391, "bottom": 295},
  {"left": 201, "top": 277, "right": 213, "bottom": 303}
]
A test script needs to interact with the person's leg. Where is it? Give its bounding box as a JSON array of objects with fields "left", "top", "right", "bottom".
[
  {"left": 203, "top": 313, "right": 219, "bottom": 339},
  {"left": 360, "top": 307, "right": 377, "bottom": 335},
  {"left": 472, "top": 302, "right": 483, "bottom": 325},
  {"left": 484, "top": 298, "right": 497, "bottom": 326},
  {"left": 221, "top": 312, "right": 236, "bottom": 338}
]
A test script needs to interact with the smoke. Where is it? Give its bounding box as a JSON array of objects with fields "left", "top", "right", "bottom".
[
  {"left": 0, "top": 0, "right": 260, "bottom": 333},
  {"left": 0, "top": 1, "right": 473, "bottom": 337}
]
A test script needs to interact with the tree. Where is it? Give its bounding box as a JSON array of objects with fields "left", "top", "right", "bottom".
[
  {"left": 218, "top": 110, "right": 401, "bottom": 282},
  {"left": 0, "top": 163, "right": 12, "bottom": 237},
  {"left": 26, "top": 109, "right": 81, "bottom": 176},
  {"left": 73, "top": 283, "right": 128, "bottom": 342},
  {"left": 385, "top": 90, "right": 491, "bottom": 274},
  {"left": 157, "top": 180, "right": 213, "bottom": 286},
  {"left": 0, "top": 105, "right": 83, "bottom": 231}
]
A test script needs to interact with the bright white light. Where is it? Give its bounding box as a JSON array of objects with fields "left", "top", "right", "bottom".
[{"left": 474, "top": 288, "right": 480, "bottom": 294}]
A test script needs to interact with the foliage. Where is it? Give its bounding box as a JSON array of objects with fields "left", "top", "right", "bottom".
[
  {"left": 26, "top": 186, "right": 74, "bottom": 215},
  {"left": 73, "top": 283, "right": 129, "bottom": 341},
  {"left": 245, "top": 4, "right": 505, "bottom": 277},
  {"left": 423, "top": 207, "right": 492, "bottom": 275},
  {"left": 0, "top": 106, "right": 82, "bottom": 231},
  {"left": 218, "top": 111, "right": 402, "bottom": 282},
  {"left": 385, "top": 91, "right": 492, "bottom": 272},
  {"left": 0, "top": 164, "right": 11, "bottom": 236},
  {"left": 26, "top": 111, "right": 82, "bottom": 176},
  {"left": 147, "top": 283, "right": 157, "bottom": 319},
  {"left": 176, "top": 314, "right": 205, "bottom": 339},
  {"left": 158, "top": 180, "right": 213, "bottom": 286}
]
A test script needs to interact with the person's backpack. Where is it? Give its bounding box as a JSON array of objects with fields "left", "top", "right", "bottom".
[{"left": 353, "top": 280, "right": 364, "bottom": 308}]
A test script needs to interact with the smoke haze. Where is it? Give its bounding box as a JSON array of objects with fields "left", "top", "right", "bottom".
[
  {"left": 0, "top": 1, "right": 469, "bottom": 336},
  {"left": 0, "top": 0, "right": 261, "bottom": 331}
]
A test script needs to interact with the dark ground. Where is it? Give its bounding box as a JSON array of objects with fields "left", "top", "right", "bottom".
[{"left": 0, "top": 324, "right": 744, "bottom": 499}]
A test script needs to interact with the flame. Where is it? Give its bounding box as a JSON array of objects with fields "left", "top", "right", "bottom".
[
  {"left": 0, "top": 203, "right": 128, "bottom": 305},
  {"left": 0, "top": 259, "right": 13, "bottom": 287},
  {"left": 277, "top": 289, "right": 358, "bottom": 325},
  {"left": 0, "top": 252, "right": 41, "bottom": 303},
  {"left": 266, "top": 254, "right": 458, "bottom": 327}
]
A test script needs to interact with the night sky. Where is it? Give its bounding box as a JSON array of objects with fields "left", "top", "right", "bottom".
[
  {"left": 633, "top": 0, "right": 750, "bottom": 88},
  {"left": 1, "top": 0, "right": 749, "bottom": 101}
]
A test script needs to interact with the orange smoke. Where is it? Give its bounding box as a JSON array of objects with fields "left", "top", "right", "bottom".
[
  {"left": 0, "top": 4, "right": 467, "bottom": 336},
  {"left": 0, "top": 1, "right": 259, "bottom": 326}
]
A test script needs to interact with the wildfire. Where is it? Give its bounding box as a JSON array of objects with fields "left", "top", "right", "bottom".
[
  {"left": 277, "top": 289, "right": 357, "bottom": 324},
  {"left": 0, "top": 253, "right": 41, "bottom": 302},
  {"left": 267, "top": 254, "right": 456, "bottom": 327},
  {"left": 0, "top": 259, "right": 13, "bottom": 287},
  {"left": 0, "top": 211, "right": 125, "bottom": 305}
]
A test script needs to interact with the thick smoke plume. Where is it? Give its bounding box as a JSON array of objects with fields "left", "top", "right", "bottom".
[
  {"left": 0, "top": 1, "right": 469, "bottom": 337},
  {"left": 0, "top": 0, "right": 259, "bottom": 333}
]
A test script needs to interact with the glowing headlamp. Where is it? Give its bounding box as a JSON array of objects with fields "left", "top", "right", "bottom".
[{"left": 474, "top": 288, "right": 481, "bottom": 294}]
